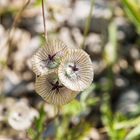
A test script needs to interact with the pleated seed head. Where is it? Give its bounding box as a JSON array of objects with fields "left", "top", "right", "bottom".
[
  {"left": 35, "top": 72, "right": 78, "bottom": 105},
  {"left": 31, "top": 39, "right": 68, "bottom": 76},
  {"left": 58, "top": 49, "right": 94, "bottom": 91}
]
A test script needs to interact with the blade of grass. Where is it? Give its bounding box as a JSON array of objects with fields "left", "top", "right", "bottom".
[
  {"left": 104, "top": 22, "right": 117, "bottom": 66},
  {"left": 125, "top": 124, "right": 140, "bottom": 140},
  {"left": 115, "top": 116, "right": 140, "bottom": 130},
  {"left": 122, "top": 0, "right": 140, "bottom": 33}
]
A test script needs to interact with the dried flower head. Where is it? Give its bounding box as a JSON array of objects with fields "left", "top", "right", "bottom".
[
  {"left": 58, "top": 49, "right": 93, "bottom": 91},
  {"left": 8, "top": 102, "right": 38, "bottom": 130},
  {"left": 35, "top": 73, "right": 78, "bottom": 105},
  {"left": 31, "top": 39, "right": 68, "bottom": 76}
]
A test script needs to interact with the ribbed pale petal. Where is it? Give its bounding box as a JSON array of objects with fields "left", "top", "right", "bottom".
[
  {"left": 35, "top": 73, "right": 78, "bottom": 105},
  {"left": 58, "top": 49, "right": 94, "bottom": 91},
  {"left": 31, "top": 39, "right": 68, "bottom": 76}
]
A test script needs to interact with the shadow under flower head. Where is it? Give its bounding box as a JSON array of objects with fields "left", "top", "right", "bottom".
[
  {"left": 35, "top": 72, "right": 78, "bottom": 105},
  {"left": 58, "top": 49, "right": 94, "bottom": 91},
  {"left": 31, "top": 39, "right": 68, "bottom": 76}
]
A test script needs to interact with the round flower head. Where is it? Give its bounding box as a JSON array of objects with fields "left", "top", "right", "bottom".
[
  {"left": 31, "top": 39, "right": 68, "bottom": 76},
  {"left": 58, "top": 49, "right": 93, "bottom": 91},
  {"left": 8, "top": 102, "right": 38, "bottom": 131},
  {"left": 35, "top": 73, "right": 78, "bottom": 105}
]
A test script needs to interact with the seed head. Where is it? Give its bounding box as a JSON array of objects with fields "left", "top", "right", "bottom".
[
  {"left": 35, "top": 73, "right": 78, "bottom": 105},
  {"left": 31, "top": 39, "right": 68, "bottom": 76},
  {"left": 8, "top": 102, "right": 38, "bottom": 130},
  {"left": 58, "top": 49, "right": 94, "bottom": 91}
]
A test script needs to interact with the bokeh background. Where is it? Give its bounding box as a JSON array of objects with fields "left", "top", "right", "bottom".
[{"left": 0, "top": 0, "right": 140, "bottom": 140}]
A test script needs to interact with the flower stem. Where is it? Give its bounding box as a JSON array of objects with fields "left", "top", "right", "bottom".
[
  {"left": 81, "top": 0, "right": 94, "bottom": 50},
  {"left": 42, "top": 0, "right": 47, "bottom": 40}
]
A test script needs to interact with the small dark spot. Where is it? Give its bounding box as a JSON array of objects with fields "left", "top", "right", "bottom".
[
  {"left": 2, "top": 107, "right": 7, "bottom": 115},
  {"left": 18, "top": 113, "right": 22, "bottom": 117},
  {"left": 69, "top": 64, "right": 79, "bottom": 72}
]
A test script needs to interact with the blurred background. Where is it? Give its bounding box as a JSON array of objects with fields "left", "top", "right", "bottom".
[{"left": 0, "top": 0, "right": 140, "bottom": 140}]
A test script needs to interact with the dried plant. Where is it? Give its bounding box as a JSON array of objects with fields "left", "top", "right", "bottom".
[
  {"left": 31, "top": 0, "right": 94, "bottom": 106},
  {"left": 35, "top": 73, "right": 78, "bottom": 105},
  {"left": 32, "top": 39, "right": 68, "bottom": 76},
  {"left": 8, "top": 101, "right": 38, "bottom": 131},
  {"left": 58, "top": 49, "right": 93, "bottom": 91}
]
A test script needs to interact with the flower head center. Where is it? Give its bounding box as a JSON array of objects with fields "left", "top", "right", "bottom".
[
  {"left": 48, "top": 54, "right": 56, "bottom": 61},
  {"left": 65, "top": 62, "right": 80, "bottom": 79},
  {"left": 69, "top": 64, "right": 79, "bottom": 72},
  {"left": 50, "top": 80, "right": 63, "bottom": 92},
  {"left": 41, "top": 53, "right": 60, "bottom": 69}
]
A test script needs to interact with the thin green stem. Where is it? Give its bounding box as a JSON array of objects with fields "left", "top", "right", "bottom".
[{"left": 81, "top": 0, "right": 94, "bottom": 50}]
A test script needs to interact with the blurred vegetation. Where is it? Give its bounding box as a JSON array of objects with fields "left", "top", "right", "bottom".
[{"left": 122, "top": 0, "right": 140, "bottom": 34}]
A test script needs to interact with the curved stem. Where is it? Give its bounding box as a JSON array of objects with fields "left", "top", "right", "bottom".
[
  {"left": 7, "top": 0, "right": 30, "bottom": 59},
  {"left": 42, "top": 0, "right": 47, "bottom": 40},
  {"left": 12, "top": 0, "right": 30, "bottom": 28}
]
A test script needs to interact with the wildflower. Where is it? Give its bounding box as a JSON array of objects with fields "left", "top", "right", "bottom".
[
  {"left": 35, "top": 73, "right": 78, "bottom": 105},
  {"left": 8, "top": 101, "right": 38, "bottom": 130},
  {"left": 31, "top": 39, "right": 68, "bottom": 76},
  {"left": 58, "top": 49, "right": 93, "bottom": 91}
]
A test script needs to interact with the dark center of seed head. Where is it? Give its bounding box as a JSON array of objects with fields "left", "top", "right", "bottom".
[
  {"left": 69, "top": 64, "right": 79, "bottom": 72},
  {"left": 41, "top": 53, "right": 57, "bottom": 69},
  {"left": 48, "top": 53, "right": 56, "bottom": 61},
  {"left": 50, "top": 81, "right": 63, "bottom": 92}
]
